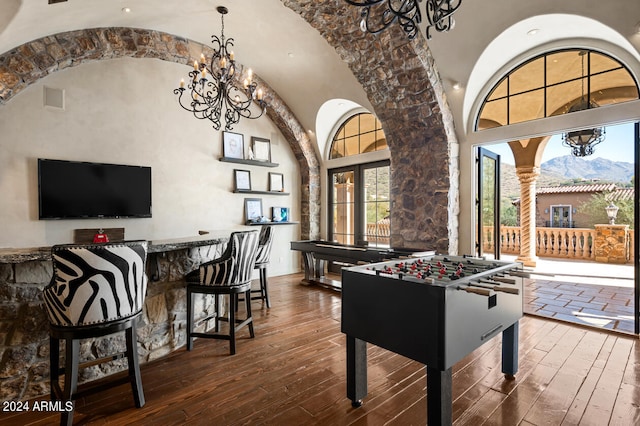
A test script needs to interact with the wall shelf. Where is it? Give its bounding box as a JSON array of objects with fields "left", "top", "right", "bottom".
[
  {"left": 234, "top": 189, "right": 289, "bottom": 196},
  {"left": 220, "top": 157, "right": 279, "bottom": 168},
  {"left": 246, "top": 221, "right": 299, "bottom": 226}
]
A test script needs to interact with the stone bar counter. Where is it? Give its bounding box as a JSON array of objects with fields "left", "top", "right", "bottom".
[{"left": 0, "top": 230, "right": 242, "bottom": 401}]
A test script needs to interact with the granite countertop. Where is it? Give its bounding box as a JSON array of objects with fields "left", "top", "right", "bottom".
[{"left": 0, "top": 228, "right": 250, "bottom": 263}]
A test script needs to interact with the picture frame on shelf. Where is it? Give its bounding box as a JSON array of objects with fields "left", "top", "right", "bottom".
[
  {"left": 269, "top": 172, "right": 284, "bottom": 192},
  {"left": 223, "top": 131, "right": 244, "bottom": 159},
  {"left": 234, "top": 169, "right": 251, "bottom": 191},
  {"left": 272, "top": 207, "right": 289, "bottom": 223},
  {"left": 244, "top": 198, "right": 263, "bottom": 223},
  {"left": 251, "top": 136, "right": 271, "bottom": 162}
]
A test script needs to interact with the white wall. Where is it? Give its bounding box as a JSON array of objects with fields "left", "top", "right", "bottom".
[{"left": 0, "top": 57, "right": 301, "bottom": 276}]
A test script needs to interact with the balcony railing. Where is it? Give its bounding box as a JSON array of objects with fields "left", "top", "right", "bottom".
[
  {"left": 365, "top": 222, "right": 390, "bottom": 246},
  {"left": 482, "top": 226, "right": 635, "bottom": 263}
]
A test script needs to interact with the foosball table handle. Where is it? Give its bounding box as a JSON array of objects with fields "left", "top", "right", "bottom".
[{"left": 458, "top": 286, "right": 492, "bottom": 297}]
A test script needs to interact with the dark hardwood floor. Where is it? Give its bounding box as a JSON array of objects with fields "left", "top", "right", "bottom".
[{"left": 7, "top": 273, "right": 639, "bottom": 425}]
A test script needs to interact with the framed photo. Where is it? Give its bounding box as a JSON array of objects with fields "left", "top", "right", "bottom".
[
  {"left": 244, "top": 198, "right": 263, "bottom": 223},
  {"left": 269, "top": 172, "right": 284, "bottom": 192},
  {"left": 234, "top": 169, "right": 251, "bottom": 191},
  {"left": 223, "top": 131, "right": 244, "bottom": 159},
  {"left": 251, "top": 137, "right": 271, "bottom": 162},
  {"left": 272, "top": 207, "right": 289, "bottom": 223}
]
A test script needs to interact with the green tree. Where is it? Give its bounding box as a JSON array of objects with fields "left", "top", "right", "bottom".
[
  {"left": 577, "top": 192, "right": 635, "bottom": 229},
  {"left": 501, "top": 200, "right": 518, "bottom": 226}
]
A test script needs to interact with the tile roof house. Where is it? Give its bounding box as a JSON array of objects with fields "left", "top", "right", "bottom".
[{"left": 514, "top": 184, "right": 634, "bottom": 228}]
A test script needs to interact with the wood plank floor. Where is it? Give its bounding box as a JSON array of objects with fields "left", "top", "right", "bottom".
[{"left": 7, "top": 273, "right": 640, "bottom": 425}]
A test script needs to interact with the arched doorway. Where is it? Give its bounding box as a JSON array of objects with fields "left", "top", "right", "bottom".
[{"left": 474, "top": 48, "right": 639, "bottom": 334}]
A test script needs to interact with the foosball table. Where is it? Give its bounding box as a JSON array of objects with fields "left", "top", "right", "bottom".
[{"left": 341, "top": 254, "right": 524, "bottom": 425}]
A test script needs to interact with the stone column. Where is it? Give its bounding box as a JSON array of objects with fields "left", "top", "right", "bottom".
[
  {"left": 594, "top": 224, "right": 630, "bottom": 264},
  {"left": 515, "top": 166, "right": 540, "bottom": 267}
]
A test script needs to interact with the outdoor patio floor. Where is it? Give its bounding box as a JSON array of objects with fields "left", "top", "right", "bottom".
[{"left": 504, "top": 255, "right": 637, "bottom": 334}]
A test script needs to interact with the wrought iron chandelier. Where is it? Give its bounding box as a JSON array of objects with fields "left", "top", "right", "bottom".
[
  {"left": 561, "top": 51, "right": 606, "bottom": 157},
  {"left": 174, "top": 6, "right": 266, "bottom": 131},
  {"left": 343, "top": 0, "right": 462, "bottom": 39}
]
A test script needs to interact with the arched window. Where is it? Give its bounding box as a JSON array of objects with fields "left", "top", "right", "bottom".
[
  {"left": 330, "top": 113, "right": 388, "bottom": 158},
  {"left": 328, "top": 113, "right": 390, "bottom": 247},
  {"left": 477, "top": 49, "right": 639, "bottom": 130}
]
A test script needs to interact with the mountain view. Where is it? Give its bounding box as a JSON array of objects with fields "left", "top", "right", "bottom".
[
  {"left": 501, "top": 155, "right": 634, "bottom": 198},
  {"left": 541, "top": 156, "right": 634, "bottom": 182}
]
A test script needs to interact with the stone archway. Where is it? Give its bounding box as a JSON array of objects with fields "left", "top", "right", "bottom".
[
  {"left": 284, "top": 0, "right": 458, "bottom": 253},
  {"left": 0, "top": 27, "right": 320, "bottom": 240}
]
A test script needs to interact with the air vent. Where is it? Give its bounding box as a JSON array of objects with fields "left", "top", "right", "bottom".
[{"left": 44, "top": 86, "right": 65, "bottom": 110}]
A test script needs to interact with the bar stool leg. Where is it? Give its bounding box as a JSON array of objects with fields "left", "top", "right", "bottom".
[
  {"left": 49, "top": 336, "right": 60, "bottom": 401},
  {"left": 245, "top": 289, "right": 255, "bottom": 338},
  {"left": 61, "top": 339, "right": 79, "bottom": 426},
  {"left": 260, "top": 267, "right": 271, "bottom": 308},
  {"left": 187, "top": 288, "right": 194, "bottom": 351},
  {"left": 229, "top": 294, "right": 237, "bottom": 355},
  {"left": 125, "top": 321, "right": 145, "bottom": 408}
]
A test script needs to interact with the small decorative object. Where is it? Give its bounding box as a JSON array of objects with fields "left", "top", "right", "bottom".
[
  {"left": 223, "top": 131, "right": 244, "bottom": 159},
  {"left": 251, "top": 136, "right": 271, "bottom": 162},
  {"left": 234, "top": 169, "right": 251, "bottom": 191},
  {"left": 272, "top": 207, "right": 289, "bottom": 223},
  {"left": 244, "top": 198, "right": 263, "bottom": 223},
  {"left": 92, "top": 228, "right": 109, "bottom": 243},
  {"left": 247, "top": 147, "right": 255, "bottom": 160},
  {"left": 269, "top": 172, "right": 284, "bottom": 192}
]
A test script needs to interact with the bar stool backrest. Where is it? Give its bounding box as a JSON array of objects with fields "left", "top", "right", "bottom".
[
  {"left": 255, "top": 225, "right": 274, "bottom": 265},
  {"left": 199, "top": 230, "right": 259, "bottom": 286},
  {"left": 43, "top": 241, "right": 148, "bottom": 327}
]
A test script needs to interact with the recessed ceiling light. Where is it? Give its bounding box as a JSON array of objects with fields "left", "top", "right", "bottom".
[
  {"left": 287, "top": 52, "right": 295, "bottom": 58},
  {"left": 527, "top": 28, "right": 539, "bottom": 36},
  {"left": 122, "top": 7, "right": 132, "bottom": 13},
  {"left": 452, "top": 82, "right": 462, "bottom": 90}
]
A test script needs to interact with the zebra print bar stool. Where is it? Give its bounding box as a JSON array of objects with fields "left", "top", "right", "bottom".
[
  {"left": 42, "top": 241, "right": 148, "bottom": 426},
  {"left": 251, "top": 225, "right": 274, "bottom": 308},
  {"left": 186, "top": 230, "right": 259, "bottom": 355}
]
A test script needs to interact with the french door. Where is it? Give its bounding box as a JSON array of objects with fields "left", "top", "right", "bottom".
[
  {"left": 477, "top": 147, "right": 501, "bottom": 259},
  {"left": 328, "top": 161, "right": 390, "bottom": 247}
]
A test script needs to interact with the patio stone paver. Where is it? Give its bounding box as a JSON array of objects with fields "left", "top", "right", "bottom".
[
  {"left": 524, "top": 278, "right": 635, "bottom": 333},
  {"left": 501, "top": 255, "right": 637, "bottom": 334}
]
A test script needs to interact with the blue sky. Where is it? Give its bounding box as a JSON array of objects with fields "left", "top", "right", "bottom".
[{"left": 485, "top": 122, "right": 635, "bottom": 165}]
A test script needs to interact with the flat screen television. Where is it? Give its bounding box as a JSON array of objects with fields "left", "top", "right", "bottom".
[{"left": 38, "top": 158, "right": 152, "bottom": 219}]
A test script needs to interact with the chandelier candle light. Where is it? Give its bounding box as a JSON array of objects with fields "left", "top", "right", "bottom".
[
  {"left": 344, "top": 0, "right": 462, "bottom": 39},
  {"left": 174, "top": 6, "right": 266, "bottom": 131}
]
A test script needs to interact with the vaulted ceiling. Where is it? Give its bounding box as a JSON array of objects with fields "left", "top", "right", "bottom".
[{"left": 2, "top": 0, "right": 639, "bottom": 146}]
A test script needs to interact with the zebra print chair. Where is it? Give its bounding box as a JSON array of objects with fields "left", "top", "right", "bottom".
[
  {"left": 185, "top": 230, "right": 260, "bottom": 355},
  {"left": 42, "top": 241, "right": 148, "bottom": 426},
  {"left": 251, "top": 225, "right": 274, "bottom": 308}
]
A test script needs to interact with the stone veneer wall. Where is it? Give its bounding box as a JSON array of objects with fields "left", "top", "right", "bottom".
[
  {"left": 0, "top": 243, "right": 224, "bottom": 401},
  {"left": 284, "top": 0, "right": 459, "bottom": 253},
  {"left": 594, "top": 224, "right": 630, "bottom": 264}
]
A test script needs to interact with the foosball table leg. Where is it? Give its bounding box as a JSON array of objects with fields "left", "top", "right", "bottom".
[
  {"left": 346, "top": 336, "right": 367, "bottom": 408},
  {"left": 426, "top": 366, "right": 452, "bottom": 426},
  {"left": 502, "top": 320, "right": 519, "bottom": 379}
]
